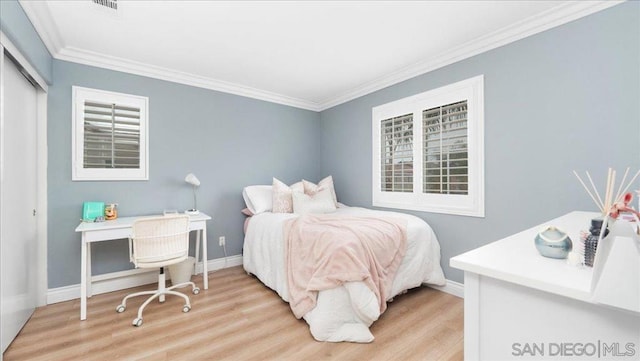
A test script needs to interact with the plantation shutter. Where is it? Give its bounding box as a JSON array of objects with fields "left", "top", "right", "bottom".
[
  {"left": 83, "top": 101, "right": 141, "bottom": 169},
  {"left": 381, "top": 113, "right": 413, "bottom": 192},
  {"left": 423, "top": 100, "right": 468, "bottom": 195}
]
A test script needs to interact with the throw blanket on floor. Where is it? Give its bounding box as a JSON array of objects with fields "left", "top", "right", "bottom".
[{"left": 284, "top": 214, "right": 408, "bottom": 319}]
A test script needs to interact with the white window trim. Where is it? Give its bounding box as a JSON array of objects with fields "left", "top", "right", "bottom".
[
  {"left": 372, "top": 75, "right": 485, "bottom": 217},
  {"left": 72, "top": 86, "right": 149, "bottom": 181}
]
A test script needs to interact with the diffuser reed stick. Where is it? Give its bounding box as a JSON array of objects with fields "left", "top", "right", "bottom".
[
  {"left": 585, "top": 172, "right": 605, "bottom": 211},
  {"left": 613, "top": 167, "right": 630, "bottom": 203}
]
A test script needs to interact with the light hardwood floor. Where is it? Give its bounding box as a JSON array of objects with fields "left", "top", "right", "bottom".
[{"left": 3, "top": 266, "right": 463, "bottom": 361}]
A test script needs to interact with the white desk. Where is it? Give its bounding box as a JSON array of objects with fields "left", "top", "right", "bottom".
[
  {"left": 451, "top": 211, "right": 639, "bottom": 360},
  {"left": 75, "top": 212, "right": 211, "bottom": 321}
]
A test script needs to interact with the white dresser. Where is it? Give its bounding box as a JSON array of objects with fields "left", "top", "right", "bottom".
[{"left": 451, "top": 211, "right": 639, "bottom": 360}]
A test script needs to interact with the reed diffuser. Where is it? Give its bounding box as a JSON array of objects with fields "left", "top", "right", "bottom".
[{"left": 573, "top": 167, "right": 639, "bottom": 266}]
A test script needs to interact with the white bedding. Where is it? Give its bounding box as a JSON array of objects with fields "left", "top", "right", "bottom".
[{"left": 243, "top": 206, "right": 445, "bottom": 342}]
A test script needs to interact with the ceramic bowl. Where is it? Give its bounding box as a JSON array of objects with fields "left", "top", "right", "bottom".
[{"left": 535, "top": 226, "right": 572, "bottom": 259}]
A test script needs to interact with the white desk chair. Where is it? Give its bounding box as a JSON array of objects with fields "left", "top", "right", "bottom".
[{"left": 116, "top": 215, "right": 200, "bottom": 326}]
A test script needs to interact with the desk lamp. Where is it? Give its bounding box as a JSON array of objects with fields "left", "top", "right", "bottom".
[{"left": 185, "top": 173, "right": 200, "bottom": 215}]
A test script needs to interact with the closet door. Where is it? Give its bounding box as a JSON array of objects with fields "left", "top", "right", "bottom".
[{"left": 1, "top": 50, "right": 39, "bottom": 353}]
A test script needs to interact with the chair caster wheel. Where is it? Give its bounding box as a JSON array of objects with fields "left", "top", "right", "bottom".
[
  {"left": 116, "top": 305, "right": 126, "bottom": 313},
  {"left": 132, "top": 318, "right": 143, "bottom": 327},
  {"left": 183, "top": 305, "right": 191, "bottom": 313},
  {"left": 192, "top": 287, "right": 200, "bottom": 295}
]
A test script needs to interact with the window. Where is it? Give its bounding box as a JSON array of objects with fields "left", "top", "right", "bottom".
[
  {"left": 72, "top": 86, "right": 149, "bottom": 181},
  {"left": 423, "top": 100, "right": 469, "bottom": 195},
  {"left": 372, "top": 75, "right": 484, "bottom": 217},
  {"left": 381, "top": 113, "right": 413, "bottom": 193}
]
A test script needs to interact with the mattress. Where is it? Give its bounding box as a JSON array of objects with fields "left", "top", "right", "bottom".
[{"left": 243, "top": 206, "right": 446, "bottom": 342}]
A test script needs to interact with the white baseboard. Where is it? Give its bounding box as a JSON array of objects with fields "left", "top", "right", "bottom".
[
  {"left": 48, "top": 256, "right": 463, "bottom": 304},
  {"left": 46, "top": 255, "right": 243, "bottom": 305},
  {"left": 428, "top": 279, "right": 464, "bottom": 298}
]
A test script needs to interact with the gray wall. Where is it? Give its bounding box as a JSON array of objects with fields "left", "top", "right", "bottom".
[
  {"left": 48, "top": 60, "right": 321, "bottom": 288},
  {"left": 319, "top": 2, "right": 640, "bottom": 283},
  {"left": 4, "top": 0, "right": 638, "bottom": 289},
  {"left": 0, "top": 0, "right": 52, "bottom": 83}
]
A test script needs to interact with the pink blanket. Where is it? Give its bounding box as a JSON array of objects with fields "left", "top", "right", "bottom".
[{"left": 284, "top": 214, "right": 407, "bottom": 319}]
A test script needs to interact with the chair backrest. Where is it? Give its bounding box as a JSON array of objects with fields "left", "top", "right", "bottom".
[{"left": 130, "top": 215, "right": 190, "bottom": 268}]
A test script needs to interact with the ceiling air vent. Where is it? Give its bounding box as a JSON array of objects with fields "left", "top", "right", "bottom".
[{"left": 92, "top": 0, "right": 118, "bottom": 11}]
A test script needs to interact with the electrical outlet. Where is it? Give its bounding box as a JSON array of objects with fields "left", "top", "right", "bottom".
[{"left": 219, "top": 236, "right": 225, "bottom": 246}]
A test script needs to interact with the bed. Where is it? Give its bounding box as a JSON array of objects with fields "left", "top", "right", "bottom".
[{"left": 243, "top": 205, "right": 446, "bottom": 343}]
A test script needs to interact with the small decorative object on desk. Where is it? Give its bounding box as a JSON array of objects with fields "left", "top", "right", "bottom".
[
  {"left": 534, "top": 226, "right": 572, "bottom": 259},
  {"left": 566, "top": 251, "right": 583, "bottom": 267},
  {"left": 105, "top": 203, "right": 118, "bottom": 220},
  {"left": 582, "top": 217, "right": 608, "bottom": 267},
  {"left": 82, "top": 201, "right": 105, "bottom": 222},
  {"left": 609, "top": 192, "right": 640, "bottom": 221}
]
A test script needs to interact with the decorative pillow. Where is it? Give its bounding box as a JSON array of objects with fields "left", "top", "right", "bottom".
[
  {"left": 241, "top": 208, "right": 254, "bottom": 217},
  {"left": 272, "top": 178, "right": 304, "bottom": 213},
  {"left": 303, "top": 175, "right": 338, "bottom": 206},
  {"left": 242, "top": 185, "right": 273, "bottom": 214},
  {"left": 292, "top": 189, "right": 337, "bottom": 215}
]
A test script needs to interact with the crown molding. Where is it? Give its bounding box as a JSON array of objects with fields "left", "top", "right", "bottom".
[
  {"left": 18, "top": 0, "right": 64, "bottom": 56},
  {"left": 56, "top": 46, "right": 321, "bottom": 111},
  {"left": 19, "top": 1, "right": 320, "bottom": 111},
  {"left": 20, "top": 0, "right": 623, "bottom": 112},
  {"left": 316, "top": 0, "right": 625, "bottom": 110}
]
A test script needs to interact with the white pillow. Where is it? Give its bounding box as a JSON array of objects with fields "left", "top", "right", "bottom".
[
  {"left": 272, "top": 178, "right": 303, "bottom": 213},
  {"left": 292, "top": 189, "right": 337, "bottom": 215},
  {"left": 242, "top": 185, "right": 273, "bottom": 214},
  {"left": 303, "top": 175, "right": 338, "bottom": 206}
]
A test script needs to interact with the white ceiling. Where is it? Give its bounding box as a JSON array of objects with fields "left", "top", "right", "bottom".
[{"left": 20, "top": 0, "right": 621, "bottom": 111}]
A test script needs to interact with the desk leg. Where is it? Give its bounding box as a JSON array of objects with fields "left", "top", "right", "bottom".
[
  {"left": 202, "top": 228, "right": 208, "bottom": 290},
  {"left": 80, "top": 236, "right": 88, "bottom": 321},
  {"left": 194, "top": 236, "right": 200, "bottom": 276},
  {"left": 463, "top": 272, "right": 480, "bottom": 361},
  {"left": 87, "top": 242, "right": 92, "bottom": 298}
]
